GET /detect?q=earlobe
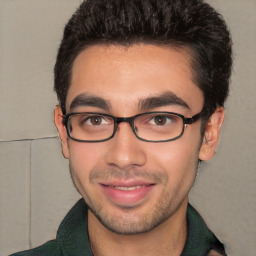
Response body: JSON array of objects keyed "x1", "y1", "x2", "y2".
[
  {"x1": 54, "y1": 105, "x2": 70, "y2": 159},
  {"x1": 199, "y1": 107, "x2": 225, "y2": 161}
]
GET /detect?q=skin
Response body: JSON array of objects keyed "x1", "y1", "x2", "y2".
[{"x1": 55, "y1": 44, "x2": 224, "y2": 256}]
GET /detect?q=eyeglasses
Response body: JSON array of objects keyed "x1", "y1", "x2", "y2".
[{"x1": 63, "y1": 111, "x2": 202, "y2": 143}]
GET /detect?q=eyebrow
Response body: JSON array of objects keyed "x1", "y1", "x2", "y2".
[
  {"x1": 138, "y1": 92, "x2": 190, "y2": 111},
  {"x1": 69, "y1": 93, "x2": 111, "y2": 111},
  {"x1": 69, "y1": 91, "x2": 190, "y2": 113}
]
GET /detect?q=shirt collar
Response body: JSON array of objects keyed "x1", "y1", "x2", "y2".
[{"x1": 57, "y1": 198, "x2": 93, "y2": 256}]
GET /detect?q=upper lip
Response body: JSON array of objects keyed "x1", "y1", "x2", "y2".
[{"x1": 100, "y1": 179, "x2": 155, "y2": 187}]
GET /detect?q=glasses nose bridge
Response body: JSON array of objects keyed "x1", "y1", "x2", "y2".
[
  {"x1": 114, "y1": 116, "x2": 136, "y2": 137},
  {"x1": 112, "y1": 116, "x2": 139, "y2": 140},
  {"x1": 115, "y1": 116, "x2": 134, "y2": 129}
]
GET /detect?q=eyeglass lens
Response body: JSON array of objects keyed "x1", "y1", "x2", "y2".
[{"x1": 67, "y1": 112, "x2": 184, "y2": 142}]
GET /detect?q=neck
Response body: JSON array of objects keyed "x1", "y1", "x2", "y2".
[{"x1": 88, "y1": 200, "x2": 188, "y2": 256}]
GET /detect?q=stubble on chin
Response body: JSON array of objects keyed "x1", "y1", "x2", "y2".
[
  {"x1": 87, "y1": 186, "x2": 177, "y2": 235},
  {"x1": 69, "y1": 162, "x2": 197, "y2": 235}
]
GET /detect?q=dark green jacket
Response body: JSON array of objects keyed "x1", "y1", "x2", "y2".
[{"x1": 10, "y1": 199, "x2": 226, "y2": 256}]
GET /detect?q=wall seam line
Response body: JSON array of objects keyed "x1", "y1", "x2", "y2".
[
  {"x1": 0, "y1": 136, "x2": 59, "y2": 143},
  {"x1": 29, "y1": 140, "x2": 32, "y2": 249}
]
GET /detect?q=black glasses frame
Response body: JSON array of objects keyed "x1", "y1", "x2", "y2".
[{"x1": 63, "y1": 111, "x2": 202, "y2": 143}]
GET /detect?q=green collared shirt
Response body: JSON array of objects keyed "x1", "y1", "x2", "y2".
[{"x1": 11, "y1": 199, "x2": 226, "y2": 256}]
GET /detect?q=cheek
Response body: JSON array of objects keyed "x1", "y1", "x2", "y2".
[
  {"x1": 146, "y1": 138, "x2": 200, "y2": 187},
  {"x1": 67, "y1": 142, "x2": 109, "y2": 200},
  {"x1": 147, "y1": 139, "x2": 200, "y2": 168},
  {"x1": 68, "y1": 142, "x2": 106, "y2": 177}
]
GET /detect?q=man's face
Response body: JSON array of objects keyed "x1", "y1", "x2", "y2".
[{"x1": 56, "y1": 44, "x2": 215, "y2": 234}]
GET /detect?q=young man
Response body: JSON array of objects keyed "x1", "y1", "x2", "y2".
[{"x1": 11, "y1": 0, "x2": 232, "y2": 255}]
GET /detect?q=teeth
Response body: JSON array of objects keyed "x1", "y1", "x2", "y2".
[{"x1": 112, "y1": 185, "x2": 143, "y2": 191}]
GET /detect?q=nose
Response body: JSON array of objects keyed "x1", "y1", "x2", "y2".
[{"x1": 105, "y1": 123, "x2": 147, "y2": 169}]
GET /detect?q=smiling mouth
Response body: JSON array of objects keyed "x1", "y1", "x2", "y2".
[
  {"x1": 100, "y1": 183, "x2": 155, "y2": 206},
  {"x1": 108, "y1": 185, "x2": 147, "y2": 191}
]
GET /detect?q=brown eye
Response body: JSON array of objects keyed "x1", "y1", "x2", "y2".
[
  {"x1": 154, "y1": 115, "x2": 167, "y2": 125},
  {"x1": 89, "y1": 116, "x2": 103, "y2": 125}
]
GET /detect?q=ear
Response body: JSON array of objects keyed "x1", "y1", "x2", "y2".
[
  {"x1": 54, "y1": 105, "x2": 70, "y2": 159},
  {"x1": 199, "y1": 107, "x2": 225, "y2": 161}
]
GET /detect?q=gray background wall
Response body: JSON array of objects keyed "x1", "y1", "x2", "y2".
[{"x1": 0, "y1": 0, "x2": 255, "y2": 255}]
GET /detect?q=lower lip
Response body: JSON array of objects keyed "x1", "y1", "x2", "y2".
[{"x1": 100, "y1": 184, "x2": 155, "y2": 206}]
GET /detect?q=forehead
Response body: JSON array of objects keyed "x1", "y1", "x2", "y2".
[{"x1": 66, "y1": 44, "x2": 203, "y2": 114}]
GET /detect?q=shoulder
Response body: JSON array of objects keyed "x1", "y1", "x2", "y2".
[{"x1": 9, "y1": 240, "x2": 61, "y2": 256}]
